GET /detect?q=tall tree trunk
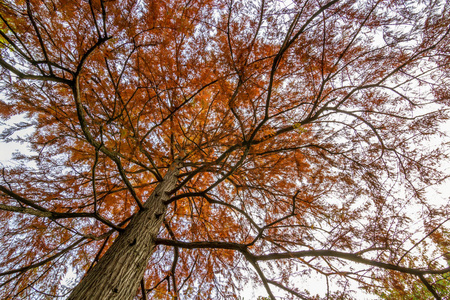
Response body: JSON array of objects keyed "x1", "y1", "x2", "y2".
[{"x1": 68, "y1": 161, "x2": 180, "y2": 300}]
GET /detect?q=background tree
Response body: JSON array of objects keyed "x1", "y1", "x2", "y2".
[{"x1": 0, "y1": 0, "x2": 449, "y2": 299}]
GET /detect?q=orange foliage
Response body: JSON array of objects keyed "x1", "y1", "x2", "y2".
[{"x1": 1, "y1": 0, "x2": 450, "y2": 299}]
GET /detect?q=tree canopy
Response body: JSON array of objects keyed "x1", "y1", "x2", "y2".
[{"x1": 0, "y1": 0, "x2": 449, "y2": 299}]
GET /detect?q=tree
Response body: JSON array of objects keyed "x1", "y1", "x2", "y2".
[
  {"x1": 374, "y1": 245, "x2": 450, "y2": 299},
  {"x1": 0, "y1": 0, "x2": 449, "y2": 299},
  {"x1": 377, "y1": 271, "x2": 450, "y2": 300}
]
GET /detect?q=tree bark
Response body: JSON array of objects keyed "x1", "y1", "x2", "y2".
[{"x1": 68, "y1": 160, "x2": 181, "y2": 300}]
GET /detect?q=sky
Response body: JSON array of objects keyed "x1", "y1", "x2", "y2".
[{"x1": 0, "y1": 114, "x2": 384, "y2": 299}]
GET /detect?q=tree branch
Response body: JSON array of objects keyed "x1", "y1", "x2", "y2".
[
  {"x1": 0, "y1": 237, "x2": 87, "y2": 276},
  {"x1": 418, "y1": 274, "x2": 442, "y2": 300}
]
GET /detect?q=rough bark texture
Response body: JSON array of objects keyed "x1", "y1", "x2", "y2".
[{"x1": 68, "y1": 160, "x2": 181, "y2": 300}]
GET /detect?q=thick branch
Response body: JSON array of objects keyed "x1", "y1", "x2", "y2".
[
  {"x1": 0, "y1": 185, "x2": 122, "y2": 230},
  {"x1": 156, "y1": 239, "x2": 450, "y2": 277},
  {"x1": 0, "y1": 56, "x2": 72, "y2": 84},
  {"x1": 0, "y1": 237, "x2": 87, "y2": 276},
  {"x1": 418, "y1": 274, "x2": 442, "y2": 300},
  {"x1": 255, "y1": 250, "x2": 450, "y2": 276}
]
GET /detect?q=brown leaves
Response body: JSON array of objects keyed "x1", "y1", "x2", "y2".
[{"x1": 0, "y1": 0, "x2": 450, "y2": 299}]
